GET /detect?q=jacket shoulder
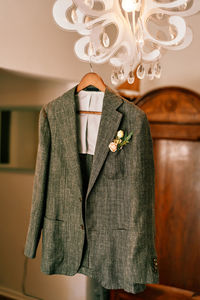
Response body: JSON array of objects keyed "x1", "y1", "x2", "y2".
[
  {"x1": 117, "y1": 94, "x2": 147, "y2": 123},
  {"x1": 109, "y1": 87, "x2": 146, "y2": 118},
  {"x1": 42, "y1": 90, "x2": 70, "y2": 114},
  {"x1": 123, "y1": 98, "x2": 146, "y2": 117}
]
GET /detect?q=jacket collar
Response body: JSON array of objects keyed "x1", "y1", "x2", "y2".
[{"x1": 55, "y1": 84, "x2": 124, "y2": 200}]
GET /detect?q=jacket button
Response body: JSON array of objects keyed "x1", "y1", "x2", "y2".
[{"x1": 80, "y1": 224, "x2": 84, "y2": 230}]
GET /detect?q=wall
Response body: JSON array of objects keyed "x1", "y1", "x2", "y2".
[
  {"x1": 8, "y1": 111, "x2": 38, "y2": 169},
  {"x1": 0, "y1": 70, "x2": 89, "y2": 300}
]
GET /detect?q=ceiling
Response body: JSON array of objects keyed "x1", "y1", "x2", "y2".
[{"x1": 0, "y1": 0, "x2": 200, "y2": 94}]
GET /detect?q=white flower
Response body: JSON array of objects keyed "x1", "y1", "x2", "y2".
[
  {"x1": 109, "y1": 142, "x2": 118, "y2": 152},
  {"x1": 109, "y1": 129, "x2": 133, "y2": 152},
  {"x1": 117, "y1": 130, "x2": 124, "y2": 139}
]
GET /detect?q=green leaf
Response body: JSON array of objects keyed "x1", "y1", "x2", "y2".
[{"x1": 127, "y1": 131, "x2": 133, "y2": 140}]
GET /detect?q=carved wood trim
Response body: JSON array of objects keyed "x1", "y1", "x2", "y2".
[
  {"x1": 134, "y1": 86, "x2": 200, "y2": 140},
  {"x1": 135, "y1": 86, "x2": 200, "y2": 124}
]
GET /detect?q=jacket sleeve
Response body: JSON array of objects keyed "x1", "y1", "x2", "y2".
[
  {"x1": 24, "y1": 105, "x2": 51, "y2": 258},
  {"x1": 138, "y1": 112, "x2": 157, "y2": 257}
]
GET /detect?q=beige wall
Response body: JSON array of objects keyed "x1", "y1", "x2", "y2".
[
  {"x1": 0, "y1": 71, "x2": 89, "y2": 300},
  {"x1": 8, "y1": 111, "x2": 38, "y2": 169},
  {"x1": 0, "y1": 1, "x2": 199, "y2": 299}
]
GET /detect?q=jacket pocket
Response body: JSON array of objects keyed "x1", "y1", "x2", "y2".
[
  {"x1": 103, "y1": 148, "x2": 126, "y2": 179},
  {"x1": 42, "y1": 216, "x2": 65, "y2": 264}
]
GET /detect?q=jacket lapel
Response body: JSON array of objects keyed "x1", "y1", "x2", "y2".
[{"x1": 55, "y1": 84, "x2": 123, "y2": 200}]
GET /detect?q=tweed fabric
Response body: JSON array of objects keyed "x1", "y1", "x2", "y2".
[
  {"x1": 24, "y1": 84, "x2": 159, "y2": 294},
  {"x1": 90, "y1": 279, "x2": 110, "y2": 300},
  {"x1": 78, "y1": 153, "x2": 93, "y2": 269},
  {"x1": 78, "y1": 153, "x2": 146, "y2": 294},
  {"x1": 78, "y1": 153, "x2": 110, "y2": 299}
]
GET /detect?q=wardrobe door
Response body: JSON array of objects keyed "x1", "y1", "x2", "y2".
[
  {"x1": 153, "y1": 138, "x2": 200, "y2": 290},
  {"x1": 110, "y1": 87, "x2": 200, "y2": 300}
]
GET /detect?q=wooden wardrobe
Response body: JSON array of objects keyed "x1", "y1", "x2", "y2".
[{"x1": 110, "y1": 86, "x2": 200, "y2": 300}]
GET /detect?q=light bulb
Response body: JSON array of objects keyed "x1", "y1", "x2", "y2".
[{"x1": 122, "y1": 0, "x2": 136, "y2": 12}]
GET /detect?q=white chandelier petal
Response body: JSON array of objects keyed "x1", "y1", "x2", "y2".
[
  {"x1": 53, "y1": 0, "x2": 200, "y2": 81},
  {"x1": 141, "y1": 48, "x2": 161, "y2": 62},
  {"x1": 165, "y1": 27, "x2": 193, "y2": 50},
  {"x1": 53, "y1": 0, "x2": 74, "y2": 30}
]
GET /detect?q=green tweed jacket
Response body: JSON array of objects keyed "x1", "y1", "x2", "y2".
[{"x1": 24, "y1": 84, "x2": 159, "y2": 294}]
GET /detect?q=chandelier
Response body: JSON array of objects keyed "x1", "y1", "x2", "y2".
[{"x1": 53, "y1": 0, "x2": 200, "y2": 85}]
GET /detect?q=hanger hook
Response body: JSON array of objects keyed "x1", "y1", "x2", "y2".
[{"x1": 89, "y1": 56, "x2": 94, "y2": 73}]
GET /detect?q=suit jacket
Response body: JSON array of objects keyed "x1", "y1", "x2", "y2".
[{"x1": 24, "y1": 85, "x2": 159, "y2": 294}]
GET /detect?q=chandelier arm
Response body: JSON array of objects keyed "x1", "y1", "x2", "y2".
[
  {"x1": 132, "y1": 11, "x2": 135, "y2": 34},
  {"x1": 142, "y1": 11, "x2": 187, "y2": 47},
  {"x1": 153, "y1": 0, "x2": 189, "y2": 9},
  {"x1": 53, "y1": 0, "x2": 200, "y2": 82},
  {"x1": 124, "y1": 11, "x2": 133, "y2": 33},
  {"x1": 89, "y1": 56, "x2": 94, "y2": 73},
  {"x1": 164, "y1": 27, "x2": 193, "y2": 50},
  {"x1": 73, "y1": 0, "x2": 113, "y2": 17}
]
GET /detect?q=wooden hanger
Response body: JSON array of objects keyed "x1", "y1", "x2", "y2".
[
  {"x1": 76, "y1": 72, "x2": 106, "y2": 93},
  {"x1": 76, "y1": 72, "x2": 106, "y2": 115}
]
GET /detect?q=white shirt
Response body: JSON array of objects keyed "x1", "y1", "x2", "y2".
[{"x1": 75, "y1": 90, "x2": 104, "y2": 155}]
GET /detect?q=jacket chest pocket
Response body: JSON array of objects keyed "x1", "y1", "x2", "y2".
[{"x1": 103, "y1": 149, "x2": 126, "y2": 179}]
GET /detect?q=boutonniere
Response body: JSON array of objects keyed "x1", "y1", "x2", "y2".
[{"x1": 109, "y1": 130, "x2": 133, "y2": 152}]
